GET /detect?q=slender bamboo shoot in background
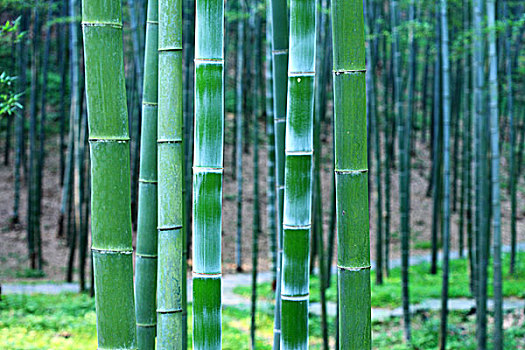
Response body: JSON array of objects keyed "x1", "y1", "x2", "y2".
[
  {"x1": 439, "y1": 0, "x2": 451, "y2": 346},
  {"x1": 392, "y1": 0, "x2": 411, "y2": 341},
  {"x1": 331, "y1": 0, "x2": 371, "y2": 348},
  {"x1": 235, "y1": 3, "x2": 245, "y2": 273},
  {"x1": 134, "y1": 0, "x2": 159, "y2": 347},
  {"x1": 473, "y1": 0, "x2": 489, "y2": 347},
  {"x1": 192, "y1": 0, "x2": 224, "y2": 347},
  {"x1": 264, "y1": 4, "x2": 278, "y2": 281},
  {"x1": 268, "y1": 0, "x2": 289, "y2": 345},
  {"x1": 82, "y1": 0, "x2": 137, "y2": 346},
  {"x1": 487, "y1": 1, "x2": 502, "y2": 348},
  {"x1": 12, "y1": 12, "x2": 29, "y2": 226}
]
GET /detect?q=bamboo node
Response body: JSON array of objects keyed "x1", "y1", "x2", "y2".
[
  {"x1": 157, "y1": 139, "x2": 183, "y2": 143},
  {"x1": 158, "y1": 225, "x2": 183, "y2": 231},
  {"x1": 288, "y1": 71, "x2": 315, "y2": 77},
  {"x1": 136, "y1": 323, "x2": 157, "y2": 328},
  {"x1": 282, "y1": 224, "x2": 311, "y2": 230},
  {"x1": 89, "y1": 137, "x2": 130, "y2": 142},
  {"x1": 157, "y1": 308, "x2": 183, "y2": 314},
  {"x1": 192, "y1": 272, "x2": 222, "y2": 278},
  {"x1": 337, "y1": 265, "x2": 371, "y2": 271},
  {"x1": 335, "y1": 169, "x2": 368, "y2": 175},
  {"x1": 333, "y1": 69, "x2": 366, "y2": 75},
  {"x1": 81, "y1": 21, "x2": 122, "y2": 29},
  {"x1": 138, "y1": 179, "x2": 158, "y2": 184},
  {"x1": 192, "y1": 166, "x2": 224, "y2": 173},
  {"x1": 194, "y1": 58, "x2": 224, "y2": 63},
  {"x1": 285, "y1": 150, "x2": 313, "y2": 156},
  {"x1": 91, "y1": 248, "x2": 133, "y2": 255},
  {"x1": 159, "y1": 46, "x2": 183, "y2": 52},
  {"x1": 142, "y1": 101, "x2": 158, "y2": 106},
  {"x1": 281, "y1": 294, "x2": 309, "y2": 301},
  {"x1": 136, "y1": 253, "x2": 158, "y2": 259}
]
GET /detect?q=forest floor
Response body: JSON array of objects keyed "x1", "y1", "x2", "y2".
[
  {"x1": 1, "y1": 292, "x2": 524, "y2": 349},
  {"x1": 0, "y1": 122, "x2": 524, "y2": 283}
]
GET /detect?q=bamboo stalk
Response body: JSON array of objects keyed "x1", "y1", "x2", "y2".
[
  {"x1": 280, "y1": 0, "x2": 316, "y2": 348},
  {"x1": 487, "y1": 1, "x2": 502, "y2": 347},
  {"x1": 156, "y1": 0, "x2": 185, "y2": 346},
  {"x1": 81, "y1": 0, "x2": 137, "y2": 345},
  {"x1": 268, "y1": 0, "x2": 289, "y2": 345},
  {"x1": 134, "y1": 0, "x2": 159, "y2": 347},
  {"x1": 392, "y1": 0, "x2": 411, "y2": 341},
  {"x1": 439, "y1": 0, "x2": 451, "y2": 347},
  {"x1": 331, "y1": 0, "x2": 370, "y2": 348},
  {"x1": 192, "y1": 0, "x2": 224, "y2": 347}
]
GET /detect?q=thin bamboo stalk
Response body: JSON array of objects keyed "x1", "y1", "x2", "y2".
[
  {"x1": 439, "y1": 0, "x2": 451, "y2": 347},
  {"x1": 264, "y1": 4, "x2": 277, "y2": 281},
  {"x1": 268, "y1": 0, "x2": 289, "y2": 345},
  {"x1": 134, "y1": 0, "x2": 159, "y2": 347},
  {"x1": 235, "y1": 2, "x2": 245, "y2": 273},
  {"x1": 487, "y1": 1, "x2": 502, "y2": 348},
  {"x1": 392, "y1": 0, "x2": 411, "y2": 341}
]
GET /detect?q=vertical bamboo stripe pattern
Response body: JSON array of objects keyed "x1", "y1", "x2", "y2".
[
  {"x1": 268, "y1": 0, "x2": 289, "y2": 347},
  {"x1": 281, "y1": 0, "x2": 316, "y2": 348},
  {"x1": 135, "y1": 0, "x2": 159, "y2": 348},
  {"x1": 331, "y1": 0, "x2": 371, "y2": 349},
  {"x1": 157, "y1": 0, "x2": 184, "y2": 347},
  {"x1": 81, "y1": 0, "x2": 137, "y2": 348},
  {"x1": 192, "y1": 0, "x2": 224, "y2": 348}
]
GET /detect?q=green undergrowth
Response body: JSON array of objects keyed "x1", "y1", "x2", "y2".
[
  {"x1": 371, "y1": 309, "x2": 525, "y2": 349},
  {"x1": 1, "y1": 293, "x2": 523, "y2": 349},
  {"x1": 234, "y1": 252, "x2": 525, "y2": 308}
]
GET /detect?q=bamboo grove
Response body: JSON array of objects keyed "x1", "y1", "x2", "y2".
[{"x1": 0, "y1": 0, "x2": 524, "y2": 349}]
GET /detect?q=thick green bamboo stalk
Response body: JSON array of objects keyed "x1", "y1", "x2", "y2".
[
  {"x1": 487, "y1": 1, "x2": 502, "y2": 348},
  {"x1": 439, "y1": 0, "x2": 451, "y2": 347},
  {"x1": 280, "y1": 0, "x2": 316, "y2": 347},
  {"x1": 81, "y1": 0, "x2": 137, "y2": 346},
  {"x1": 269, "y1": 0, "x2": 289, "y2": 345},
  {"x1": 156, "y1": 0, "x2": 184, "y2": 346},
  {"x1": 192, "y1": 0, "x2": 224, "y2": 348},
  {"x1": 134, "y1": 0, "x2": 159, "y2": 348},
  {"x1": 331, "y1": 0, "x2": 370, "y2": 348}
]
